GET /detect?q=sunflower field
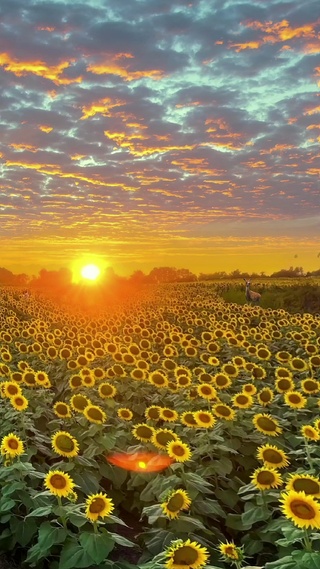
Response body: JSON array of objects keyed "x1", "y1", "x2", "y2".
[{"x1": 0, "y1": 282, "x2": 320, "y2": 569}]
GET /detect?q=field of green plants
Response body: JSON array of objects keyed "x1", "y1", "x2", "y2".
[{"x1": 0, "y1": 282, "x2": 320, "y2": 569}]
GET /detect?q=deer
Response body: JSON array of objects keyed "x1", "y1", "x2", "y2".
[{"x1": 243, "y1": 279, "x2": 261, "y2": 304}]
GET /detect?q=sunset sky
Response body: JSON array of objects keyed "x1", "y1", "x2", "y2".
[{"x1": 1, "y1": 0, "x2": 319, "y2": 278}]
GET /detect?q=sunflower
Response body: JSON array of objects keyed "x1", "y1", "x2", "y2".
[
  {"x1": 161, "y1": 489, "x2": 191, "y2": 519},
  {"x1": 69, "y1": 374, "x2": 82, "y2": 389},
  {"x1": 176, "y1": 375, "x2": 192, "y2": 388},
  {"x1": 85, "y1": 492, "x2": 114, "y2": 522},
  {"x1": 290, "y1": 357, "x2": 308, "y2": 372},
  {"x1": 23, "y1": 370, "x2": 37, "y2": 387},
  {"x1": 84, "y1": 404, "x2": 106, "y2": 425},
  {"x1": 257, "y1": 444, "x2": 289, "y2": 469},
  {"x1": 152, "y1": 429, "x2": 179, "y2": 450},
  {"x1": 213, "y1": 373, "x2": 232, "y2": 390},
  {"x1": 284, "y1": 391, "x2": 307, "y2": 409},
  {"x1": 253, "y1": 413, "x2": 282, "y2": 436},
  {"x1": 286, "y1": 473, "x2": 320, "y2": 498},
  {"x1": 149, "y1": 371, "x2": 169, "y2": 388},
  {"x1": 218, "y1": 542, "x2": 241, "y2": 561},
  {"x1": 280, "y1": 490, "x2": 320, "y2": 529},
  {"x1": 145, "y1": 405, "x2": 162, "y2": 421},
  {"x1": 70, "y1": 394, "x2": 91, "y2": 412},
  {"x1": 251, "y1": 365, "x2": 267, "y2": 381},
  {"x1": 165, "y1": 539, "x2": 209, "y2": 569},
  {"x1": 117, "y1": 408, "x2": 133, "y2": 421},
  {"x1": 2, "y1": 381, "x2": 22, "y2": 399},
  {"x1": 180, "y1": 411, "x2": 198, "y2": 427},
  {"x1": 275, "y1": 351, "x2": 292, "y2": 364},
  {"x1": 35, "y1": 371, "x2": 51, "y2": 387},
  {"x1": 251, "y1": 467, "x2": 283, "y2": 490},
  {"x1": 221, "y1": 363, "x2": 239, "y2": 378},
  {"x1": 257, "y1": 388, "x2": 274, "y2": 407},
  {"x1": 242, "y1": 383, "x2": 257, "y2": 395},
  {"x1": 232, "y1": 393, "x2": 254, "y2": 409},
  {"x1": 82, "y1": 375, "x2": 95, "y2": 388},
  {"x1": 52, "y1": 431, "x2": 79, "y2": 458},
  {"x1": 44, "y1": 469, "x2": 75, "y2": 497},
  {"x1": 301, "y1": 425, "x2": 320, "y2": 441},
  {"x1": 159, "y1": 408, "x2": 179, "y2": 422},
  {"x1": 10, "y1": 394, "x2": 29, "y2": 412},
  {"x1": 301, "y1": 378, "x2": 320, "y2": 395},
  {"x1": 98, "y1": 383, "x2": 117, "y2": 399},
  {"x1": 1, "y1": 433, "x2": 24, "y2": 458},
  {"x1": 193, "y1": 410, "x2": 216, "y2": 428},
  {"x1": 212, "y1": 403, "x2": 236, "y2": 421},
  {"x1": 310, "y1": 355, "x2": 320, "y2": 368},
  {"x1": 167, "y1": 440, "x2": 192, "y2": 463},
  {"x1": 196, "y1": 384, "x2": 217, "y2": 400},
  {"x1": 132, "y1": 424, "x2": 155, "y2": 443},
  {"x1": 256, "y1": 347, "x2": 271, "y2": 361},
  {"x1": 275, "y1": 377, "x2": 295, "y2": 393},
  {"x1": 53, "y1": 402, "x2": 72, "y2": 418}
]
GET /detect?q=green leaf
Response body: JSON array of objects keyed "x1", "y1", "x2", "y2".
[
  {"x1": 79, "y1": 531, "x2": 115, "y2": 564},
  {"x1": 69, "y1": 514, "x2": 88, "y2": 528},
  {"x1": 26, "y1": 505, "x2": 53, "y2": 517},
  {"x1": 0, "y1": 498, "x2": 15, "y2": 513},
  {"x1": 38, "y1": 521, "x2": 67, "y2": 550},
  {"x1": 241, "y1": 505, "x2": 270, "y2": 527},
  {"x1": 59, "y1": 539, "x2": 95, "y2": 569},
  {"x1": 10, "y1": 517, "x2": 38, "y2": 547},
  {"x1": 108, "y1": 532, "x2": 135, "y2": 548},
  {"x1": 2, "y1": 481, "x2": 25, "y2": 496}
]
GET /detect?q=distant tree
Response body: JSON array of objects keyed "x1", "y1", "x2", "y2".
[
  {"x1": 129, "y1": 270, "x2": 148, "y2": 285},
  {"x1": 176, "y1": 268, "x2": 197, "y2": 282},
  {"x1": 148, "y1": 267, "x2": 178, "y2": 283},
  {"x1": 270, "y1": 266, "x2": 304, "y2": 278}
]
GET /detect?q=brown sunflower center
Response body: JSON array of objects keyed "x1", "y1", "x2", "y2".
[
  {"x1": 56, "y1": 434, "x2": 75, "y2": 452},
  {"x1": 73, "y1": 396, "x2": 88, "y2": 410},
  {"x1": 304, "y1": 380, "x2": 318, "y2": 391},
  {"x1": 15, "y1": 397, "x2": 24, "y2": 406},
  {"x1": 136, "y1": 426, "x2": 153, "y2": 438},
  {"x1": 171, "y1": 444, "x2": 185, "y2": 456},
  {"x1": 216, "y1": 405, "x2": 231, "y2": 417},
  {"x1": 257, "y1": 417, "x2": 277, "y2": 432},
  {"x1": 293, "y1": 479, "x2": 320, "y2": 495},
  {"x1": 237, "y1": 395, "x2": 249, "y2": 405},
  {"x1": 183, "y1": 413, "x2": 197, "y2": 425},
  {"x1": 8, "y1": 438, "x2": 19, "y2": 450},
  {"x1": 292, "y1": 359, "x2": 305, "y2": 369},
  {"x1": 148, "y1": 408, "x2": 160, "y2": 419},
  {"x1": 173, "y1": 546, "x2": 199, "y2": 565},
  {"x1": 8, "y1": 385, "x2": 19, "y2": 395},
  {"x1": 197, "y1": 413, "x2": 211, "y2": 423},
  {"x1": 260, "y1": 390, "x2": 271, "y2": 402},
  {"x1": 156, "y1": 432, "x2": 176, "y2": 445},
  {"x1": 200, "y1": 386, "x2": 212, "y2": 395},
  {"x1": 288, "y1": 394, "x2": 301, "y2": 404},
  {"x1": 257, "y1": 471, "x2": 275, "y2": 485},
  {"x1": 290, "y1": 499, "x2": 316, "y2": 520},
  {"x1": 87, "y1": 407, "x2": 104, "y2": 421},
  {"x1": 56, "y1": 404, "x2": 68, "y2": 414},
  {"x1": 167, "y1": 493, "x2": 184, "y2": 512},
  {"x1": 263, "y1": 449, "x2": 282, "y2": 464},
  {"x1": 89, "y1": 497, "x2": 105, "y2": 514},
  {"x1": 50, "y1": 474, "x2": 67, "y2": 489}
]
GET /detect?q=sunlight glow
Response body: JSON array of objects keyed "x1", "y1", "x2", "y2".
[{"x1": 81, "y1": 264, "x2": 101, "y2": 281}]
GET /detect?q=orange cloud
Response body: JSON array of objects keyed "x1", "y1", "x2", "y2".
[
  {"x1": 9, "y1": 143, "x2": 38, "y2": 152},
  {"x1": 39, "y1": 126, "x2": 53, "y2": 133},
  {"x1": 229, "y1": 41, "x2": 261, "y2": 52},
  {"x1": 87, "y1": 61, "x2": 165, "y2": 81},
  {"x1": 80, "y1": 97, "x2": 126, "y2": 119},
  {"x1": 0, "y1": 52, "x2": 82, "y2": 85},
  {"x1": 5, "y1": 160, "x2": 136, "y2": 190},
  {"x1": 104, "y1": 130, "x2": 195, "y2": 156}
]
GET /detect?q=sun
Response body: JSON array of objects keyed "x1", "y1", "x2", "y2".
[{"x1": 81, "y1": 264, "x2": 101, "y2": 281}]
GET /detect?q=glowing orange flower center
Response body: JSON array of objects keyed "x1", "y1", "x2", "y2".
[{"x1": 291, "y1": 500, "x2": 316, "y2": 520}]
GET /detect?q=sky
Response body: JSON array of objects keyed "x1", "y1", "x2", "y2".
[{"x1": 0, "y1": 0, "x2": 319, "y2": 278}]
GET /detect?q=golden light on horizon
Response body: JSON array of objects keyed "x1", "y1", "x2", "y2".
[{"x1": 80, "y1": 263, "x2": 101, "y2": 281}]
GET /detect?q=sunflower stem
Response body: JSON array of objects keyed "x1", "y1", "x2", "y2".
[
  {"x1": 303, "y1": 528, "x2": 312, "y2": 552},
  {"x1": 260, "y1": 490, "x2": 268, "y2": 510},
  {"x1": 304, "y1": 439, "x2": 314, "y2": 471},
  {"x1": 93, "y1": 521, "x2": 99, "y2": 534},
  {"x1": 57, "y1": 496, "x2": 67, "y2": 530}
]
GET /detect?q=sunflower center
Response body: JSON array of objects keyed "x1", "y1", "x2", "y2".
[
  {"x1": 257, "y1": 471, "x2": 275, "y2": 485},
  {"x1": 278, "y1": 379, "x2": 291, "y2": 390},
  {"x1": 198, "y1": 413, "x2": 211, "y2": 423},
  {"x1": 89, "y1": 497, "x2": 105, "y2": 514},
  {"x1": 257, "y1": 417, "x2": 277, "y2": 431},
  {"x1": 15, "y1": 397, "x2": 24, "y2": 406},
  {"x1": 293, "y1": 479, "x2": 320, "y2": 494},
  {"x1": 87, "y1": 407, "x2": 104, "y2": 421},
  {"x1": 216, "y1": 405, "x2": 231, "y2": 417},
  {"x1": 51, "y1": 474, "x2": 67, "y2": 489},
  {"x1": 56, "y1": 404, "x2": 68, "y2": 414},
  {"x1": 136, "y1": 426, "x2": 153, "y2": 438},
  {"x1": 56, "y1": 434, "x2": 75, "y2": 452},
  {"x1": 237, "y1": 395, "x2": 249, "y2": 405},
  {"x1": 8, "y1": 385, "x2": 19, "y2": 395},
  {"x1": 288, "y1": 394, "x2": 301, "y2": 404},
  {"x1": 73, "y1": 396, "x2": 88, "y2": 410},
  {"x1": 148, "y1": 408, "x2": 160, "y2": 419},
  {"x1": 260, "y1": 391, "x2": 271, "y2": 402},
  {"x1": 8, "y1": 438, "x2": 19, "y2": 450},
  {"x1": 156, "y1": 432, "x2": 176, "y2": 445},
  {"x1": 216, "y1": 376, "x2": 228, "y2": 386},
  {"x1": 183, "y1": 413, "x2": 197, "y2": 425},
  {"x1": 290, "y1": 499, "x2": 316, "y2": 520},
  {"x1": 167, "y1": 493, "x2": 184, "y2": 512},
  {"x1": 292, "y1": 359, "x2": 305, "y2": 369},
  {"x1": 173, "y1": 546, "x2": 199, "y2": 565},
  {"x1": 304, "y1": 380, "x2": 317, "y2": 391},
  {"x1": 201, "y1": 387, "x2": 212, "y2": 395},
  {"x1": 263, "y1": 449, "x2": 282, "y2": 464},
  {"x1": 171, "y1": 444, "x2": 185, "y2": 456}
]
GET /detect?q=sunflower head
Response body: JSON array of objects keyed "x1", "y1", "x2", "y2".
[
  {"x1": 219, "y1": 541, "x2": 243, "y2": 562},
  {"x1": 286, "y1": 473, "x2": 320, "y2": 498},
  {"x1": 251, "y1": 467, "x2": 283, "y2": 490},
  {"x1": 161, "y1": 489, "x2": 191, "y2": 520},
  {"x1": 1, "y1": 433, "x2": 24, "y2": 459},
  {"x1": 280, "y1": 490, "x2": 320, "y2": 529},
  {"x1": 44, "y1": 469, "x2": 75, "y2": 497},
  {"x1": 51, "y1": 431, "x2": 79, "y2": 458},
  {"x1": 167, "y1": 439, "x2": 192, "y2": 463},
  {"x1": 85, "y1": 492, "x2": 114, "y2": 522},
  {"x1": 165, "y1": 538, "x2": 209, "y2": 569}
]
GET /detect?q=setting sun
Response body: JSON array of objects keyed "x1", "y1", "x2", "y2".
[{"x1": 80, "y1": 264, "x2": 101, "y2": 281}]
